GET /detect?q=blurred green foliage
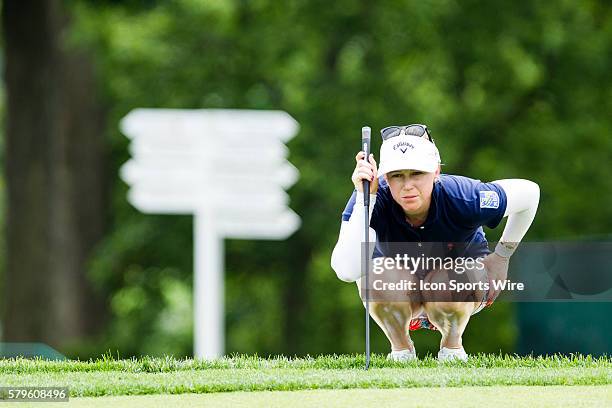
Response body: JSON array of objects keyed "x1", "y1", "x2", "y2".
[{"x1": 64, "y1": 0, "x2": 611, "y2": 358}]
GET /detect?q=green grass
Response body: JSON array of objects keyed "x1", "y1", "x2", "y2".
[
  {"x1": 0, "y1": 354, "x2": 609, "y2": 398},
  {"x1": 1, "y1": 353, "x2": 609, "y2": 372},
  {"x1": 14, "y1": 386, "x2": 612, "y2": 408}
]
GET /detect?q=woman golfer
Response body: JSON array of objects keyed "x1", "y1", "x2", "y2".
[{"x1": 331, "y1": 124, "x2": 539, "y2": 361}]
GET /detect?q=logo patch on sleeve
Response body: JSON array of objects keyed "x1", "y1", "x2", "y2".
[{"x1": 479, "y1": 191, "x2": 500, "y2": 209}]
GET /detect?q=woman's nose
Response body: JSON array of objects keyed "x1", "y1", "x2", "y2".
[{"x1": 402, "y1": 181, "x2": 415, "y2": 191}]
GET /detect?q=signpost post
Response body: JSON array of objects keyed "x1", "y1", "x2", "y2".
[{"x1": 119, "y1": 108, "x2": 301, "y2": 359}]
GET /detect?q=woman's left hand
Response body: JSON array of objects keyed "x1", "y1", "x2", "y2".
[{"x1": 481, "y1": 252, "x2": 510, "y2": 306}]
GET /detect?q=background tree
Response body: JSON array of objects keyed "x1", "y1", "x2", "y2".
[{"x1": 1, "y1": 0, "x2": 107, "y2": 349}]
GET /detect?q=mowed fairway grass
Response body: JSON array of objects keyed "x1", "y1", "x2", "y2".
[{"x1": 0, "y1": 354, "x2": 610, "y2": 407}]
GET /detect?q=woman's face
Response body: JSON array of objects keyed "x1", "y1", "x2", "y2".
[{"x1": 384, "y1": 167, "x2": 440, "y2": 216}]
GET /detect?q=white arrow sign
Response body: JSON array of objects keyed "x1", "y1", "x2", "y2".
[
  {"x1": 127, "y1": 187, "x2": 290, "y2": 214},
  {"x1": 129, "y1": 138, "x2": 290, "y2": 161},
  {"x1": 121, "y1": 160, "x2": 299, "y2": 190},
  {"x1": 121, "y1": 108, "x2": 299, "y2": 143},
  {"x1": 217, "y1": 210, "x2": 301, "y2": 239},
  {"x1": 120, "y1": 108, "x2": 301, "y2": 359}
]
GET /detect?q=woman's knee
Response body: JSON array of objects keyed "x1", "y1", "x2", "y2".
[
  {"x1": 356, "y1": 277, "x2": 422, "y2": 317},
  {"x1": 421, "y1": 266, "x2": 485, "y2": 303},
  {"x1": 358, "y1": 259, "x2": 420, "y2": 303},
  {"x1": 420, "y1": 269, "x2": 455, "y2": 302},
  {"x1": 424, "y1": 301, "x2": 473, "y2": 317}
]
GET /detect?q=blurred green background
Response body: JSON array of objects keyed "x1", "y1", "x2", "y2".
[{"x1": 1, "y1": 0, "x2": 611, "y2": 359}]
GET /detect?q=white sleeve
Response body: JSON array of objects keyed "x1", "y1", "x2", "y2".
[
  {"x1": 491, "y1": 179, "x2": 540, "y2": 257},
  {"x1": 330, "y1": 194, "x2": 378, "y2": 282}
]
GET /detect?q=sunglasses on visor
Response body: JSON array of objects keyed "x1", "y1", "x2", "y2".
[{"x1": 380, "y1": 124, "x2": 434, "y2": 143}]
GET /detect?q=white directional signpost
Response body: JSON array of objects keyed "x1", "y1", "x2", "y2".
[{"x1": 119, "y1": 109, "x2": 301, "y2": 359}]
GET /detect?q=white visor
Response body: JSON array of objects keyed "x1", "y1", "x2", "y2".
[{"x1": 377, "y1": 135, "x2": 441, "y2": 175}]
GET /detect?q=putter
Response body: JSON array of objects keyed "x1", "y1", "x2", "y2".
[{"x1": 361, "y1": 126, "x2": 371, "y2": 370}]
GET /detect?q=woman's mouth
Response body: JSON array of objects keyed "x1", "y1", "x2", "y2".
[{"x1": 401, "y1": 195, "x2": 418, "y2": 201}]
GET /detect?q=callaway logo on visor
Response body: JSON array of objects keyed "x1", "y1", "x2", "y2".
[{"x1": 392, "y1": 142, "x2": 415, "y2": 152}]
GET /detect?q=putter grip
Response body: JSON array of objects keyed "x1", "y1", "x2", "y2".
[{"x1": 361, "y1": 126, "x2": 371, "y2": 206}]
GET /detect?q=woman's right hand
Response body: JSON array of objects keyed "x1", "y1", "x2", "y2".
[{"x1": 351, "y1": 151, "x2": 379, "y2": 194}]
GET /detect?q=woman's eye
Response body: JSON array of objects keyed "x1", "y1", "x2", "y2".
[{"x1": 391, "y1": 173, "x2": 402, "y2": 178}]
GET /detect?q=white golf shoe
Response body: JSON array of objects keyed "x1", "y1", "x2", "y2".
[
  {"x1": 387, "y1": 348, "x2": 417, "y2": 362},
  {"x1": 437, "y1": 347, "x2": 468, "y2": 362}
]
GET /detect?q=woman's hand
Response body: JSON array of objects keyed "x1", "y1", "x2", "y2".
[
  {"x1": 352, "y1": 151, "x2": 379, "y2": 194},
  {"x1": 481, "y1": 252, "x2": 510, "y2": 306}
]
